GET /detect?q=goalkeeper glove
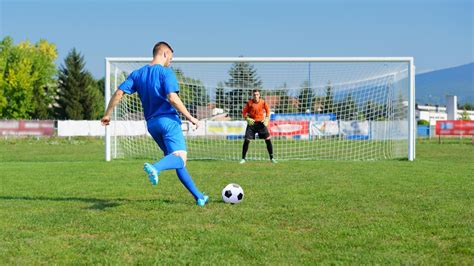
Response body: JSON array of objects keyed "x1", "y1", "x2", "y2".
[
  {"x1": 263, "y1": 117, "x2": 270, "y2": 127},
  {"x1": 245, "y1": 115, "x2": 255, "y2": 126}
]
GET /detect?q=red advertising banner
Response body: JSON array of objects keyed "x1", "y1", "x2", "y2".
[
  {"x1": 268, "y1": 121, "x2": 309, "y2": 136},
  {"x1": 0, "y1": 120, "x2": 55, "y2": 136},
  {"x1": 435, "y1": 120, "x2": 474, "y2": 135}
]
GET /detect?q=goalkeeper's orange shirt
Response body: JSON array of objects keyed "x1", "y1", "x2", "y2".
[{"x1": 242, "y1": 99, "x2": 270, "y2": 122}]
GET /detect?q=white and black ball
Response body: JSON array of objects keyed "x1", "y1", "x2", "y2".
[{"x1": 221, "y1": 183, "x2": 244, "y2": 204}]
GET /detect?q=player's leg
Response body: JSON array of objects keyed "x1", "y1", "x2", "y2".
[
  {"x1": 241, "y1": 139, "x2": 250, "y2": 164},
  {"x1": 172, "y1": 151, "x2": 207, "y2": 204},
  {"x1": 144, "y1": 117, "x2": 185, "y2": 185},
  {"x1": 162, "y1": 119, "x2": 208, "y2": 206},
  {"x1": 265, "y1": 137, "x2": 276, "y2": 163},
  {"x1": 143, "y1": 130, "x2": 165, "y2": 185},
  {"x1": 259, "y1": 124, "x2": 276, "y2": 163},
  {"x1": 241, "y1": 126, "x2": 256, "y2": 164},
  {"x1": 173, "y1": 152, "x2": 208, "y2": 206},
  {"x1": 147, "y1": 117, "x2": 186, "y2": 171}
]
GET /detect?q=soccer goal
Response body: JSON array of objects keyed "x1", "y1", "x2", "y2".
[{"x1": 105, "y1": 57, "x2": 415, "y2": 161}]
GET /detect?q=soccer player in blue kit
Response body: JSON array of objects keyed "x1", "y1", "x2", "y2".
[{"x1": 101, "y1": 42, "x2": 209, "y2": 207}]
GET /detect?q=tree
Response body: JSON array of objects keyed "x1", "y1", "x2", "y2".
[
  {"x1": 312, "y1": 96, "x2": 325, "y2": 113},
  {"x1": 224, "y1": 61, "x2": 262, "y2": 119},
  {"x1": 322, "y1": 81, "x2": 335, "y2": 114},
  {"x1": 215, "y1": 82, "x2": 225, "y2": 108},
  {"x1": 0, "y1": 37, "x2": 57, "y2": 118},
  {"x1": 297, "y1": 80, "x2": 314, "y2": 113},
  {"x1": 417, "y1": 119, "x2": 430, "y2": 125},
  {"x1": 97, "y1": 77, "x2": 105, "y2": 98},
  {"x1": 225, "y1": 88, "x2": 251, "y2": 119},
  {"x1": 460, "y1": 109, "x2": 471, "y2": 120},
  {"x1": 30, "y1": 39, "x2": 59, "y2": 118},
  {"x1": 56, "y1": 48, "x2": 102, "y2": 119},
  {"x1": 225, "y1": 61, "x2": 262, "y2": 89},
  {"x1": 0, "y1": 37, "x2": 13, "y2": 115},
  {"x1": 336, "y1": 93, "x2": 358, "y2": 120},
  {"x1": 458, "y1": 102, "x2": 474, "y2": 111},
  {"x1": 363, "y1": 100, "x2": 386, "y2": 120},
  {"x1": 277, "y1": 94, "x2": 299, "y2": 114},
  {"x1": 174, "y1": 68, "x2": 208, "y2": 118},
  {"x1": 268, "y1": 84, "x2": 298, "y2": 114}
]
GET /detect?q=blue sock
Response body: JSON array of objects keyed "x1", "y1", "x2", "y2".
[
  {"x1": 176, "y1": 167, "x2": 203, "y2": 200},
  {"x1": 152, "y1": 154, "x2": 185, "y2": 172}
]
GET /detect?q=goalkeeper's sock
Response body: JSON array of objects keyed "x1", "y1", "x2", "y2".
[
  {"x1": 242, "y1": 139, "x2": 250, "y2": 159},
  {"x1": 176, "y1": 167, "x2": 203, "y2": 200},
  {"x1": 265, "y1": 139, "x2": 274, "y2": 160},
  {"x1": 152, "y1": 154, "x2": 185, "y2": 172}
]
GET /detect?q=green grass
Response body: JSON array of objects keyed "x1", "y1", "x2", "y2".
[{"x1": 0, "y1": 137, "x2": 473, "y2": 264}]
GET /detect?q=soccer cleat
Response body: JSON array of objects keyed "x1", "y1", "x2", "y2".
[
  {"x1": 196, "y1": 194, "x2": 209, "y2": 207},
  {"x1": 239, "y1": 159, "x2": 246, "y2": 164},
  {"x1": 271, "y1": 159, "x2": 278, "y2": 164},
  {"x1": 143, "y1": 163, "x2": 159, "y2": 186}
]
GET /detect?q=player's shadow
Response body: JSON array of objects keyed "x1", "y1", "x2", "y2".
[{"x1": 0, "y1": 195, "x2": 129, "y2": 210}]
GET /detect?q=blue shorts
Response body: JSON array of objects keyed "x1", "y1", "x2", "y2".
[{"x1": 147, "y1": 115, "x2": 186, "y2": 156}]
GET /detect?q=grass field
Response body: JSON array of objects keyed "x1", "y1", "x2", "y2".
[{"x1": 0, "y1": 137, "x2": 473, "y2": 264}]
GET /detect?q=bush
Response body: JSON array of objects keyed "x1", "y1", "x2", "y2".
[{"x1": 417, "y1": 119, "x2": 430, "y2": 126}]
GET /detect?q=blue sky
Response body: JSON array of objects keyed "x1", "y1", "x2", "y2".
[{"x1": 1, "y1": 0, "x2": 473, "y2": 78}]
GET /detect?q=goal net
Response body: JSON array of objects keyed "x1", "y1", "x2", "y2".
[{"x1": 105, "y1": 57, "x2": 415, "y2": 161}]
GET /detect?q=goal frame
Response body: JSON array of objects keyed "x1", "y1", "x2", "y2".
[{"x1": 104, "y1": 57, "x2": 415, "y2": 161}]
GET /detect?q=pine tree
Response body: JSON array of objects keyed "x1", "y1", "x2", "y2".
[
  {"x1": 224, "y1": 61, "x2": 262, "y2": 119},
  {"x1": 56, "y1": 48, "x2": 102, "y2": 119},
  {"x1": 225, "y1": 62, "x2": 262, "y2": 89}
]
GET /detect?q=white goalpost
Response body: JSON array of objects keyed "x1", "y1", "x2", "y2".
[{"x1": 105, "y1": 57, "x2": 415, "y2": 161}]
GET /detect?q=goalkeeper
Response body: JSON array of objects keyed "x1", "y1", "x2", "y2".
[
  {"x1": 101, "y1": 41, "x2": 208, "y2": 207},
  {"x1": 240, "y1": 89, "x2": 277, "y2": 164}
]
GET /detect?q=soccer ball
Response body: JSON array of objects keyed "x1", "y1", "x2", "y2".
[{"x1": 221, "y1": 183, "x2": 244, "y2": 204}]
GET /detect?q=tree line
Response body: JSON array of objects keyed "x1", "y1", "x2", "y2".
[
  {"x1": 0, "y1": 36, "x2": 411, "y2": 121},
  {"x1": 0, "y1": 36, "x2": 103, "y2": 120}
]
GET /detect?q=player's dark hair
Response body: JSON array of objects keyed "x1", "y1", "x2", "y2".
[
  {"x1": 153, "y1": 41, "x2": 174, "y2": 57},
  {"x1": 252, "y1": 89, "x2": 260, "y2": 93}
]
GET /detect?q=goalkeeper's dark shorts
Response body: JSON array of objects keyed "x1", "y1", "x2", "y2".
[{"x1": 245, "y1": 122, "x2": 270, "y2": 139}]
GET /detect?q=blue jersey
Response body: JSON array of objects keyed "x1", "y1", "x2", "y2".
[{"x1": 118, "y1": 64, "x2": 180, "y2": 122}]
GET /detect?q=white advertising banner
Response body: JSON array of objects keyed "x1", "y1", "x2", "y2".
[
  {"x1": 58, "y1": 121, "x2": 103, "y2": 136},
  {"x1": 309, "y1": 121, "x2": 339, "y2": 136},
  {"x1": 339, "y1": 121, "x2": 369, "y2": 136},
  {"x1": 58, "y1": 120, "x2": 148, "y2": 136},
  {"x1": 370, "y1": 120, "x2": 408, "y2": 140}
]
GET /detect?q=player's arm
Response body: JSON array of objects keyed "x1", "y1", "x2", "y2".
[
  {"x1": 102, "y1": 71, "x2": 136, "y2": 126},
  {"x1": 167, "y1": 92, "x2": 199, "y2": 127},
  {"x1": 242, "y1": 102, "x2": 249, "y2": 118},
  {"x1": 263, "y1": 102, "x2": 271, "y2": 126},
  {"x1": 164, "y1": 69, "x2": 199, "y2": 127},
  {"x1": 242, "y1": 102, "x2": 255, "y2": 125},
  {"x1": 101, "y1": 89, "x2": 124, "y2": 126}
]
